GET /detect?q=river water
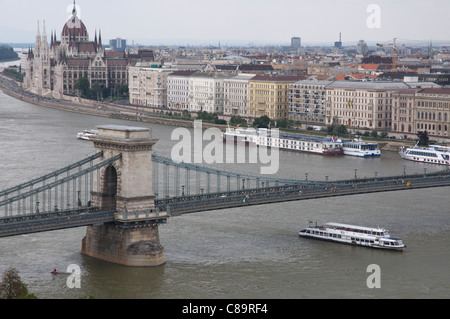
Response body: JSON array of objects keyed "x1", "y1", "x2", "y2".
[{"x1": 0, "y1": 88, "x2": 449, "y2": 299}]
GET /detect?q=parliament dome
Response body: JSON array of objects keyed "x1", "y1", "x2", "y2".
[{"x1": 61, "y1": 2, "x2": 89, "y2": 42}]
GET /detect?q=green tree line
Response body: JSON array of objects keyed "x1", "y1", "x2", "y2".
[
  {"x1": 75, "y1": 77, "x2": 128, "y2": 100},
  {"x1": 0, "y1": 45, "x2": 19, "y2": 61}
]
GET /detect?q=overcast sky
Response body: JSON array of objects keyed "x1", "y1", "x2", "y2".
[{"x1": 0, "y1": 0, "x2": 449, "y2": 46}]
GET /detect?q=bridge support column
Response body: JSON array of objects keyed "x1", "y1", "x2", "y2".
[
  {"x1": 81, "y1": 223, "x2": 165, "y2": 267},
  {"x1": 81, "y1": 125, "x2": 169, "y2": 267}
]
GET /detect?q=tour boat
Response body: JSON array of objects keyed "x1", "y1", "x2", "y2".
[
  {"x1": 298, "y1": 222, "x2": 406, "y2": 250},
  {"x1": 399, "y1": 143, "x2": 450, "y2": 166},
  {"x1": 223, "y1": 127, "x2": 343, "y2": 156},
  {"x1": 76, "y1": 129, "x2": 98, "y2": 141},
  {"x1": 341, "y1": 138, "x2": 381, "y2": 157}
]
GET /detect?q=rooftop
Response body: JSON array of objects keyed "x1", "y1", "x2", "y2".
[
  {"x1": 417, "y1": 88, "x2": 450, "y2": 95},
  {"x1": 327, "y1": 80, "x2": 410, "y2": 90},
  {"x1": 251, "y1": 75, "x2": 305, "y2": 82}
]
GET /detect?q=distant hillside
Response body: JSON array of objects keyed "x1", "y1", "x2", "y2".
[{"x1": 0, "y1": 45, "x2": 19, "y2": 62}]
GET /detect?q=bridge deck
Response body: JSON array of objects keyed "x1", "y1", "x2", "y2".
[
  {"x1": 156, "y1": 172, "x2": 450, "y2": 216},
  {"x1": 0, "y1": 207, "x2": 115, "y2": 238}
]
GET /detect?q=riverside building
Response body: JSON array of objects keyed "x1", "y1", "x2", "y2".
[
  {"x1": 289, "y1": 80, "x2": 333, "y2": 125},
  {"x1": 167, "y1": 71, "x2": 197, "y2": 110},
  {"x1": 392, "y1": 88, "x2": 450, "y2": 138},
  {"x1": 223, "y1": 73, "x2": 255, "y2": 117},
  {"x1": 128, "y1": 62, "x2": 171, "y2": 108},
  {"x1": 188, "y1": 72, "x2": 234, "y2": 113},
  {"x1": 249, "y1": 75, "x2": 304, "y2": 120},
  {"x1": 325, "y1": 81, "x2": 410, "y2": 130}
]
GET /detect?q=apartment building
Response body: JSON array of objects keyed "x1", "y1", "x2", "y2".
[
  {"x1": 249, "y1": 75, "x2": 304, "y2": 120},
  {"x1": 392, "y1": 88, "x2": 450, "y2": 137},
  {"x1": 223, "y1": 73, "x2": 255, "y2": 117},
  {"x1": 188, "y1": 72, "x2": 234, "y2": 113},
  {"x1": 391, "y1": 89, "x2": 418, "y2": 134},
  {"x1": 415, "y1": 88, "x2": 450, "y2": 137},
  {"x1": 167, "y1": 70, "x2": 196, "y2": 110},
  {"x1": 326, "y1": 81, "x2": 410, "y2": 130},
  {"x1": 289, "y1": 80, "x2": 333, "y2": 124},
  {"x1": 128, "y1": 62, "x2": 171, "y2": 108}
]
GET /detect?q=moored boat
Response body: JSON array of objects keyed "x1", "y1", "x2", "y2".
[
  {"x1": 399, "y1": 143, "x2": 450, "y2": 166},
  {"x1": 77, "y1": 129, "x2": 98, "y2": 141},
  {"x1": 341, "y1": 138, "x2": 381, "y2": 157},
  {"x1": 223, "y1": 127, "x2": 343, "y2": 156},
  {"x1": 299, "y1": 222, "x2": 406, "y2": 250}
]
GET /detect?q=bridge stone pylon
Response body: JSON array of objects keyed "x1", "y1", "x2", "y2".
[{"x1": 81, "y1": 125, "x2": 169, "y2": 267}]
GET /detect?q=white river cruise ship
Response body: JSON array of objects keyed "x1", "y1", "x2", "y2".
[
  {"x1": 223, "y1": 127, "x2": 343, "y2": 156},
  {"x1": 399, "y1": 143, "x2": 450, "y2": 166},
  {"x1": 299, "y1": 222, "x2": 406, "y2": 250}
]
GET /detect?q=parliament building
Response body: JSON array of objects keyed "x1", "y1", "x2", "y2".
[{"x1": 23, "y1": 2, "x2": 153, "y2": 99}]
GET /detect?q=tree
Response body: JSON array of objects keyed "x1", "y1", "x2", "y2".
[
  {"x1": 0, "y1": 45, "x2": 19, "y2": 61},
  {"x1": 116, "y1": 84, "x2": 129, "y2": 98},
  {"x1": 75, "y1": 77, "x2": 91, "y2": 98},
  {"x1": 417, "y1": 131, "x2": 429, "y2": 146},
  {"x1": 91, "y1": 83, "x2": 103, "y2": 100},
  {"x1": 229, "y1": 116, "x2": 247, "y2": 126},
  {"x1": 0, "y1": 267, "x2": 36, "y2": 299},
  {"x1": 276, "y1": 118, "x2": 292, "y2": 129},
  {"x1": 327, "y1": 117, "x2": 348, "y2": 136},
  {"x1": 182, "y1": 109, "x2": 191, "y2": 118},
  {"x1": 253, "y1": 115, "x2": 274, "y2": 128}
]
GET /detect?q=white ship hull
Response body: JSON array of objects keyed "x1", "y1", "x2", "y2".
[
  {"x1": 399, "y1": 144, "x2": 450, "y2": 166},
  {"x1": 343, "y1": 149, "x2": 381, "y2": 157},
  {"x1": 223, "y1": 128, "x2": 343, "y2": 156},
  {"x1": 341, "y1": 139, "x2": 381, "y2": 157},
  {"x1": 77, "y1": 129, "x2": 98, "y2": 141},
  {"x1": 299, "y1": 222, "x2": 405, "y2": 251}
]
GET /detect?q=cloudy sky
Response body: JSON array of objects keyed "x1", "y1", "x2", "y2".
[{"x1": 0, "y1": 0, "x2": 449, "y2": 46}]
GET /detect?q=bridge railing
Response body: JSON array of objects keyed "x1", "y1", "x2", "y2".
[
  {"x1": 151, "y1": 154, "x2": 324, "y2": 199},
  {"x1": 0, "y1": 152, "x2": 103, "y2": 198},
  {"x1": 0, "y1": 153, "x2": 122, "y2": 220},
  {"x1": 155, "y1": 170, "x2": 450, "y2": 215}
]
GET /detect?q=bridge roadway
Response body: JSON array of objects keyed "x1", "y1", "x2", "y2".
[
  {"x1": 1, "y1": 168, "x2": 449, "y2": 237},
  {"x1": 155, "y1": 169, "x2": 450, "y2": 216},
  {"x1": 0, "y1": 207, "x2": 115, "y2": 238}
]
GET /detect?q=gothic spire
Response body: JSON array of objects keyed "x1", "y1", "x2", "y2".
[
  {"x1": 42, "y1": 20, "x2": 48, "y2": 43},
  {"x1": 72, "y1": 0, "x2": 77, "y2": 16},
  {"x1": 35, "y1": 20, "x2": 41, "y2": 57},
  {"x1": 98, "y1": 29, "x2": 102, "y2": 48}
]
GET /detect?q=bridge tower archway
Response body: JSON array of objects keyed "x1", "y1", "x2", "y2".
[
  {"x1": 81, "y1": 125, "x2": 169, "y2": 267},
  {"x1": 102, "y1": 164, "x2": 118, "y2": 211}
]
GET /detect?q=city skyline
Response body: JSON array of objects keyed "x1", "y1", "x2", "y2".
[{"x1": 0, "y1": 0, "x2": 449, "y2": 46}]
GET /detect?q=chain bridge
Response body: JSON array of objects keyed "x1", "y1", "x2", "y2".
[
  {"x1": 1, "y1": 124, "x2": 450, "y2": 266},
  {"x1": 152, "y1": 154, "x2": 450, "y2": 215}
]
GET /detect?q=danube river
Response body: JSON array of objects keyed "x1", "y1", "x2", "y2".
[{"x1": 0, "y1": 88, "x2": 449, "y2": 299}]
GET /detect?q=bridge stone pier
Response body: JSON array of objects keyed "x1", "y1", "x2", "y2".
[{"x1": 81, "y1": 125, "x2": 169, "y2": 266}]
